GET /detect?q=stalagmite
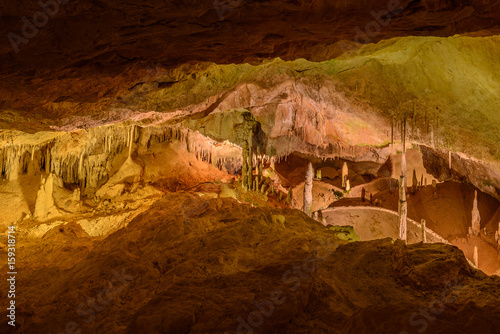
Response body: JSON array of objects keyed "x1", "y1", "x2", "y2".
[
  {"x1": 345, "y1": 179, "x2": 351, "y2": 192},
  {"x1": 474, "y1": 246, "x2": 479, "y2": 267},
  {"x1": 303, "y1": 162, "x2": 313, "y2": 216},
  {"x1": 430, "y1": 124, "x2": 434, "y2": 147},
  {"x1": 449, "y1": 151, "x2": 452, "y2": 170},
  {"x1": 286, "y1": 187, "x2": 292, "y2": 204},
  {"x1": 412, "y1": 168, "x2": 417, "y2": 194},
  {"x1": 247, "y1": 137, "x2": 253, "y2": 190},
  {"x1": 241, "y1": 140, "x2": 249, "y2": 190},
  {"x1": 498, "y1": 222, "x2": 500, "y2": 247},
  {"x1": 316, "y1": 169, "x2": 322, "y2": 180},
  {"x1": 399, "y1": 117, "x2": 408, "y2": 243},
  {"x1": 421, "y1": 219, "x2": 427, "y2": 243},
  {"x1": 391, "y1": 115, "x2": 394, "y2": 147},
  {"x1": 471, "y1": 190, "x2": 481, "y2": 236},
  {"x1": 128, "y1": 125, "x2": 134, "y2": 157},
  {"x1": 341, "y1": 162, "x2": 348, "y2": 189},
  {"x1": 361, "y1": 187, "x2": 366, "y2": 202},
  {"x1": 34, "y1": 173, "x2": 61, "y2": 220},
  {"x1": 72, "y1": 188, "x2": 81, "y2": 201}
]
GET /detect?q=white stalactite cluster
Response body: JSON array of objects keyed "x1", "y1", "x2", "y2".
[{"x1": 0, "y1": 122, "x2": 245, "y2": 195}]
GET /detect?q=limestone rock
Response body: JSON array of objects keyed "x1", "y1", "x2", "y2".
[
  {"x1": 303, "y1": 162, "x2": 314, "y2": 216},
  {"x1": 474, "y1": 246, "x2": 479, "y2": 267},
  {"x1": 471, "y1": 190, "x2": 481, "y2": 236},
  {"x1": 34, "y1": 173, "x2": 61, "y2": 221},
  {"x1": 342, "y1": 162, "x2": 348, "y2": 189},
  {"x1": 96, "y1": 157, "x2": 142, "y2": 199},
  {"x1": 319, "y1": 166, "x2": 339, "y2": 180}
]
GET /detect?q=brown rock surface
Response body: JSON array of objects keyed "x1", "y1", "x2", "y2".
[{"x1": 2, "y1": 192, "x2": 500, "y2": 333}]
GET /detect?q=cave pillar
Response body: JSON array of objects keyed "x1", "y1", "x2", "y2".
[
  {"x1": 242, "y1": 140, "x2": 248, "y2": 190},
  {"x1": 247, "y1": 136, "x2": 253, "y2": 190},
  {"x1": 399, "y1": 175, "x2": 407, "y2": 243},
  {"x1": 399, "y1": 117, "x2": 408, "y2": 243},
  {"x1": 303, "y1": 162, "x2": 313, "y2": 216}
]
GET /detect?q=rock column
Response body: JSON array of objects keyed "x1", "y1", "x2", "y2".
[
  {"x1": 399, "y1": 117, "x2": 408, "y2": 243},
  {"x1": 341, "y1": 162, "x2": 348, "y2": 189},
  {"x1": 471, "y1": 190, "x2": 481, "y2": 236},
  {"x1": 303, "y1": 162, "x2": 313, "y2": 216}
]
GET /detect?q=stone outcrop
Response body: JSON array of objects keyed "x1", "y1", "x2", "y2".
[{"x1": 420, "y1": 145, "x2": 500, "y2": 201}]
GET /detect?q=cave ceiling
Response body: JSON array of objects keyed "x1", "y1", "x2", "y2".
[{"x1": 0, "y1": 0, "x2": 499, "y2": 127}]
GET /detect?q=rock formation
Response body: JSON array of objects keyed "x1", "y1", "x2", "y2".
[
  {"x1": 33, "y1": 173, "x2": 61, "y2": 221},
  {"x1": 303, "y1": 162, "x2": 313, "y2": 216},
  {"x1": 498, "y1": 222, "x2": 500, "y2": 247},
  {"x1": 342, "y1": 162, "x2": 348, "y2": 189},
  {"x1": 474, "y1": 246, "x2": 479, "y2": 267},
  {"x1": 421, "y1": 219, "x2": 427, "y2": 243},
  {"x1": 412, "y1": 168, "x2": 418, "y2": 194},
  {"x1": 471, "y1": 190, "x2": 481, "y2": 236},
  {"x1": 1, "y1": 4, "x2": 500, "y2": 332},
  {"x1": 399, "y1": 118, "x2": 408, "y2": 242},
  {"x1": 241, "y1": 140, "x2": 249, "y2": 190}
]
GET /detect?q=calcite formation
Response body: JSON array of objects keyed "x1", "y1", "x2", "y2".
[
  {"x1": 1, "y1": 3, "x2": 500, "y2": 333},
  {"x1": 474, "y1": 246, "x2": 479, "y2": 268},
  {"x1": 399, "y1": 119, "x2": 408, "y2": 242},
  {"x1": 498, "y1": 222, "x2": 500, "y2": 247},
  {"x1": 471, "y1": 190, "x2": 481, "y2": 236},
  {"x1": 33, "y1": 173, "x2": 60, "y2": 221},
  {"x1": 303, "y1": 162, "x2": 313, "y2": 216},
  {"x1": 341, "y1": 162, "x2": 348, "y2": 189},
  {"x1": 421, "y1": 219, "x2": 427, "y2": 243}
]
